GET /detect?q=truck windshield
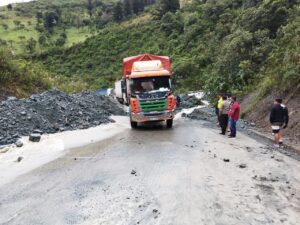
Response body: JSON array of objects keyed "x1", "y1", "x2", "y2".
[{"x1": 131, "y1": 76, "x2": 171, "y2": 94}]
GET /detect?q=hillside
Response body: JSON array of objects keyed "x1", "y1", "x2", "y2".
[
  {"x1": 0, "y1": 0, "x2": 153, "y2": 97},
  {"x1": 39, "y1": 0, "x2": 300, "y2": 95},
  {"x1": 1, "y1": 0, "x2": 300, "y2": 99},
  {"x1": 0, "y1": 0, "x2": 124, "y2": 54},
  {"x1": 0, "y1": 48, "x2": 51, "y2": 99}
]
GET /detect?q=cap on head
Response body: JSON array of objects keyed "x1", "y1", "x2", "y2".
[{"x1": 222, "y1": 95, "x2": 227, "y2": 100}]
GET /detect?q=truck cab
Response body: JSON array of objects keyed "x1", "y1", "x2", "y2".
[{"x1": 115, "y1": 54, "x2": 176, "y2": 128}]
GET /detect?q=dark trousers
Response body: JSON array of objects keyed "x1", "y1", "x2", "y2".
[
  {"x1": 220, "y1": 114, "x2": 229, "y2": 134},
  {"x1": 229, "y1": 118, "x2": 237, "y2": 137}
]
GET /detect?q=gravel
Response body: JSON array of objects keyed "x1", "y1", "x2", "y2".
[{"x1": 0, "y1": 89, "x2": 125, "y2": 145}]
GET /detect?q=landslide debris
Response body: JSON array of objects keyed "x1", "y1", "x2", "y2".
[
  {"x1": 182, "y1": 106, "x2": 215, "y2": 121},
  {"x1": 0, "y1": 89, "x2": 125, "y2": 145},
  {"x1": 179, "y1": 94, "x2": 204, "y2": 109}
]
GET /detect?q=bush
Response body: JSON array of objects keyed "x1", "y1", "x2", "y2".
[{"x1": 0, "y1": 48, "x2": 51, "y2": 97}]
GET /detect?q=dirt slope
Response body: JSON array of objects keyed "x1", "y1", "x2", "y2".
[{"x1": 240, "y1": 87, "x2": 300, "y2": 148}]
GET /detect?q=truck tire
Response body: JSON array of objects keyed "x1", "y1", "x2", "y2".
[
  {"x1": 166, "y1": 119, "x2": 173, "y2": 128},
  {"x1": 131, "y1": 121, "x2": 138, "y2": 129}
]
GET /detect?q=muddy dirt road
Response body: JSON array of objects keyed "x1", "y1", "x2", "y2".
[{"x1": 0, "y1": 118, "x2": 299, "y2": 225}]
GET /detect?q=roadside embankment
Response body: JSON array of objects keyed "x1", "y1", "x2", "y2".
[
  {"x1": 0, "y1": 89, "x2": 125, "y2": 146},
  {"x1": 240, "y1": 89, "x2": 300, "y2": 149},
  {"x1": 183, "y1": 106, "x2": 300, "y2": 156}
]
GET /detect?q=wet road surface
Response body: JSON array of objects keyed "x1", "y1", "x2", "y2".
[{"x1": 0, "y1": 118, "x2": 300, "y2": 225}]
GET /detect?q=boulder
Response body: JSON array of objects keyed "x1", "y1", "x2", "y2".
[{"x1": 29, "y1": 133, "x2": 41, "y2": 142}]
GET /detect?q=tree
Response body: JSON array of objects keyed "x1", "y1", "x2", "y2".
[
  {"x1": 36, "y1": 11, "x2": 43, "y2": 23},
  {"x1": 56, "y1": 37, "x2": 66, "y2": 46},
  {"x1": 13, "y1": 20, "x2": 21, "y2": 28},
  {"x1": 7, "y1": 4, "x2": 13, "y2": 11},
  {"x1": 113, "y1": 2, "x2": 124, "y2": 22},
  {"x1": 43, "y1": 11, "x2": 59, "y2": 33},
  {"x1": 160, "y1": 12, "x2": 183, "y2": 36},
  {"x1": 132, "y1": 0, "x2": 140, "y2": 15},
  {"x1": 26, "y1": 38, "x2": 37, "y2": 53},
  {"x1": 154, "y1": 0, "x2": 180, "y2": 19},
  {"x1": 38, "y1": 35, "x2": 46, "y2": 45},
  {"x1": 1, "y1": 24, "x2": 8, "y2": 30},
  {"x1": 139, "y1": 0, "x2": 145, "y2": 12},
  {"x1": 123, "y1": 0, "x2": 132, "y2": 18},
  {"x1": 8, "y1": 40, "x2": 14, "y2": 48},
  {"x1": 87, "y1": 0, "x2": 94, "y2": 18}
]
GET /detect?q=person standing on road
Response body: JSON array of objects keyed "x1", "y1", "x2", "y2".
[
  {"x1": 270, "y1": 98, "x2": 289, "y2": 147},
  {"x1": 228, "y1": 96, "x2": 240, "y2": 138},
  {"x1": 219, "y1": 95, "x2": 230, "y2": 135},
  {"x1": 216, "y1": 95, "x2": 223, "y2": 125},
  {"x1": 176, "y1": 95, "x2": 181, "y2": 108}
]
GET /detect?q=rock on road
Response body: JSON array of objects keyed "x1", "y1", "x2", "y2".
[{"x1": 0, "y1": 118, "x2": 299, "y2": 225}]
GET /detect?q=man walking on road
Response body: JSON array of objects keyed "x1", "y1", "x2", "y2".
[
  {"x1": 270, "y1": 98, "x2": 289, "y2": 147},
  {"x1": 228, "y1": 96, "x2": 240, "y2": 138},
  {"x1": 219, "y1": 95, "x2": 230, "y2": 135}
]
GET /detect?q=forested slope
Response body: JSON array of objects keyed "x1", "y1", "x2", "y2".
[{"x1": 40, "y1": 0, "x2": 300, "y2": 96}]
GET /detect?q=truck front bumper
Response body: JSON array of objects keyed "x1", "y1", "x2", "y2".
[{"x1": 131, "y1": 110, "x2": 175, "y2": 123}]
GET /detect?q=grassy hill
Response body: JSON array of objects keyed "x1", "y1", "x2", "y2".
[
  {"x1": 39, "y1": 0, "x2": 300, "y2": 96},
  {"x1": 0, "y1": 0, "x2": 117, "y2": 54}
]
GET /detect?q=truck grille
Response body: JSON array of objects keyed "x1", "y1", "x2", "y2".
[{"x1": 139, "y1": 100, "x2": 166, "y2": 112}]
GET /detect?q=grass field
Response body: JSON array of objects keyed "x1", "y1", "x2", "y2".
[
  {"x1": 65, "y1": 27, "x2": 92, "y2": 47},
  {"x1": 0, "y1": 9, "x2": 38, "y2": 53},
  {"x1": 0, "y1": 5, "x2": 92, "y2": 54}
]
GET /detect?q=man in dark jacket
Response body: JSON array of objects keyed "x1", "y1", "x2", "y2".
[{"x1": 270, "y1": 98, "x2": 289, "y2": 147}]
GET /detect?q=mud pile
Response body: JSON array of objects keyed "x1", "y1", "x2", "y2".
[{"x1": 0, "y1": 89, "x2": 125, "y2": 145}]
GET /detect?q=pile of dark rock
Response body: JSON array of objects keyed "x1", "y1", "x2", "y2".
[
  {"x1": 182, "y1": 106, "x2": 215, "y2": 122},
  {"x1": 179, "y1": 94, "x2": 204, "y2": 109},
  {"x1": 182, "y1": 106, "x2": 254, "y2": 131},
  {"x1": 0, "y1": 89, "x2": 125, "y2": 145}
]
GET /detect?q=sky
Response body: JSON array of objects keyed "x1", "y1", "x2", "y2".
[{"x1": 0, "y1": 0, "x2": 33, "y2": 7}]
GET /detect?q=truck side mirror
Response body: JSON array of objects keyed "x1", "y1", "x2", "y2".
[{"x1": 121, "y1": 80, "x2": 126, "y2": 92}]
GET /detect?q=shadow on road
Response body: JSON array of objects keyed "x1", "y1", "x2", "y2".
[{"x1": 133, "y1": 121, "x2": 171, "y2": 131}]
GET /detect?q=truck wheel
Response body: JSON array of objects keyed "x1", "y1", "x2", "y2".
[
  {"x1": 166, "y1": 119, "x2": 173, "y2": 128},
  {"x1": 131, "y1": 121, "x2": 138, "y2": 129}
]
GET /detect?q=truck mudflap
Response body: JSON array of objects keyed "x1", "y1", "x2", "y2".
[{"x1": 131, "y1": 111, "x2": 175, "y2": 123}]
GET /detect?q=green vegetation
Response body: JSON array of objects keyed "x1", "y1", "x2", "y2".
[
  {"x1": 0, "y1": 0, "x2": 153, "y2": 54},
  {"x1": 0, "y1": 47, "x2": 92, "y2": 97},
  {"x1": 39, "y1": 0, "x2": 300, "y2": 96},
  {"x1": 1, "y1": 0, "x2": 299, "y2": 100},
  {"x1": 0, "y1": 48, "x2": 51, "y2": 97},
  {"x1": 0, "y1": 0, "x2": 91, "y2": 54}
]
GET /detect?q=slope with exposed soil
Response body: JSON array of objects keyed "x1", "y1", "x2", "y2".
[{"x1": 240, "y1": 87, "x2": 300, "y2": 149}]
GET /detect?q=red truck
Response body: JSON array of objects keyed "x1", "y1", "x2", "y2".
[{"x1": 115, "y1": 54, "x2": 176, "y2": 128}]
